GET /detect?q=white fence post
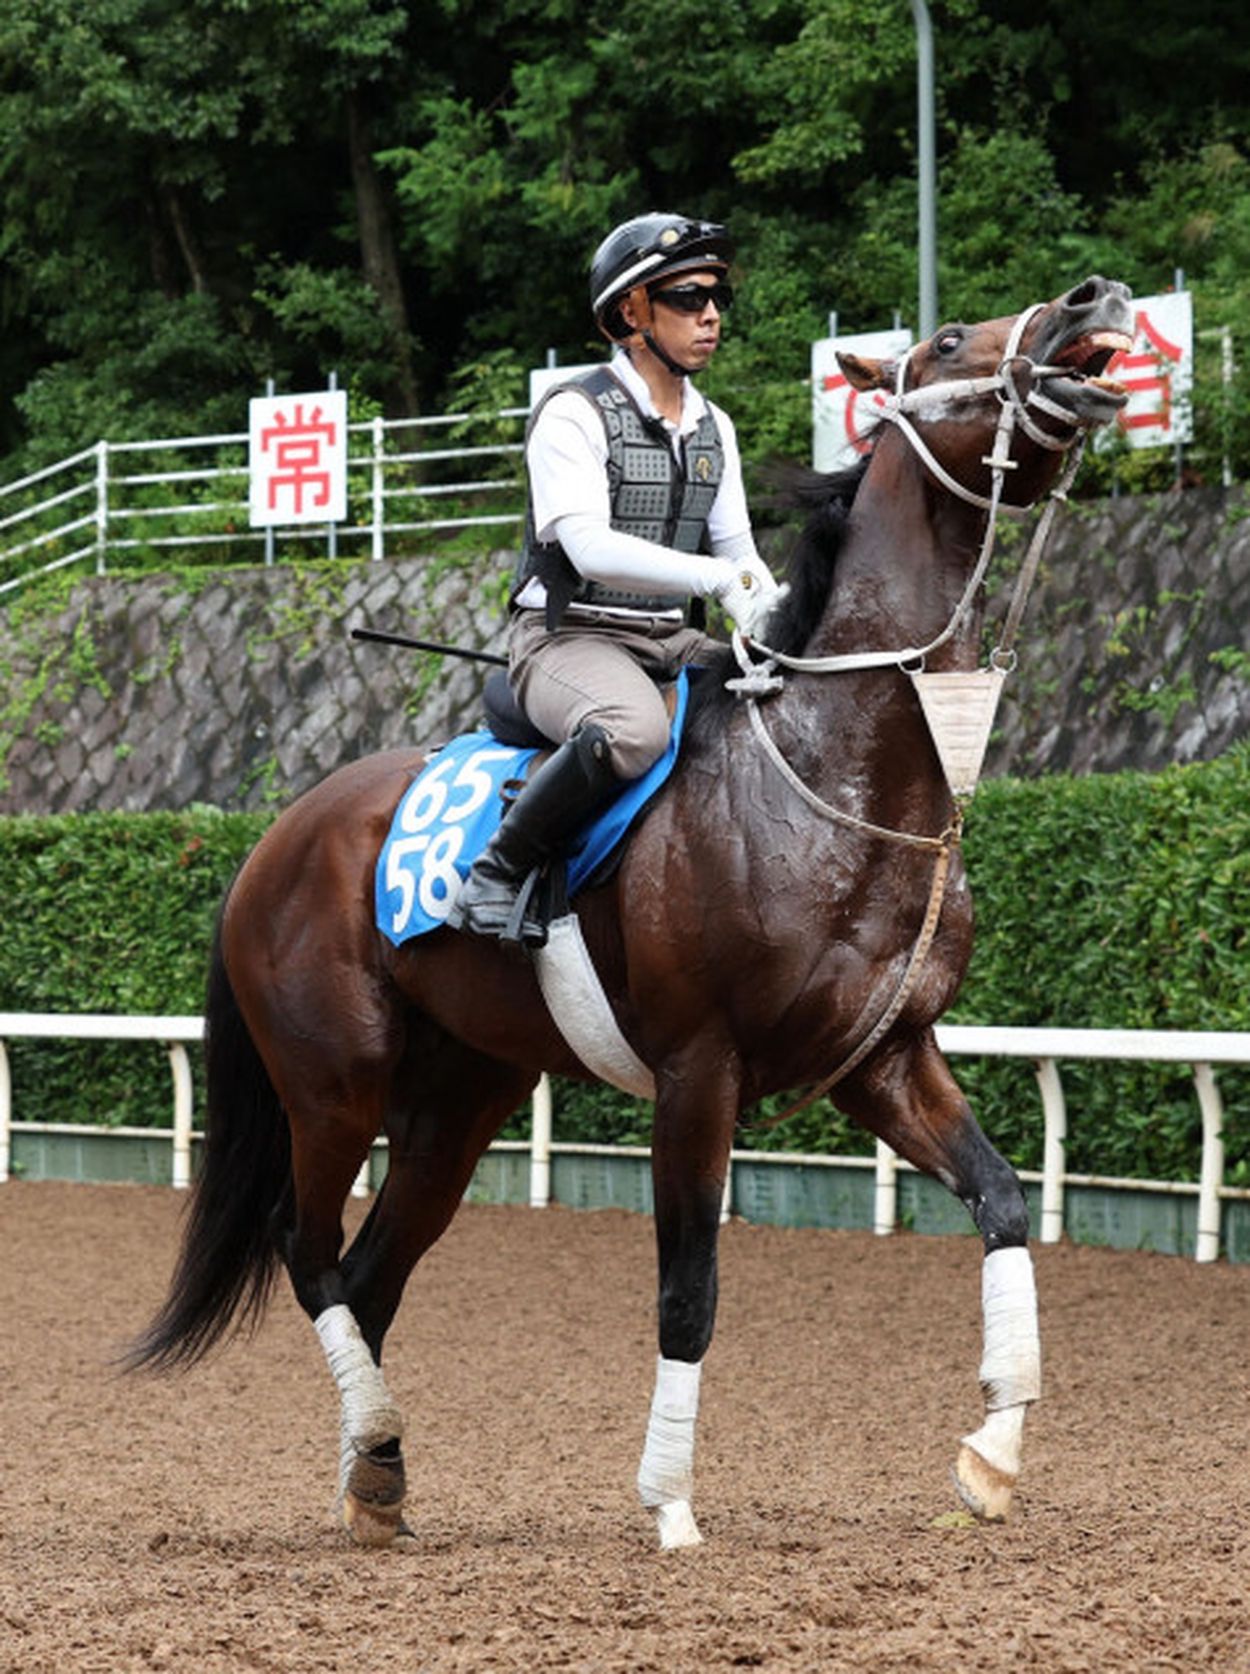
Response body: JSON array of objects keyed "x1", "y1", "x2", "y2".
[
  {"x1": 1193, "y1": 1063, "x2": 1224, "y2": 1263},
  {"x1": 371, "y1": 414, "x2": 385, "y2": 561},
  {"x1": 94, "y1": 440, "x2": 109, "y2": 574},
  {"x1": 530, "y1": 1073, "x2": 553, "y2": 1208},
  {"x1": 1220, "y1": 325, "x2": 1235, "y2": 490},
  {"x1": 167, "y1": 1043, "x2": 194, "y2": 1190},
  {"x1": 1035, "y1": 1057, "x2": 1066, "y2": 1244},
  {"x1": 874, "y1": 1138, "x2": 897, "y2": 1235},
  {"x1": 0, "y1": 1039, "x2": 10, "y2": 1185}
]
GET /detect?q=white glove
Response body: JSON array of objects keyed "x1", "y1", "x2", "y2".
[{"x1": 713, "y1": 553, "x2": 785, "y2": 637}]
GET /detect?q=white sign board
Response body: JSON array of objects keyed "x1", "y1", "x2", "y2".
[
  {"x1": 811, "y1": 328, "x2": 912, "y2": 471},
  {"x1": 528, "y1": 363, "x2": 601, "y2": 408},
  {"x1": 249, "y1": 388, "x2": 348, "y2": 526},
  {"x1": 1099, "y1": 290, "x2": 1193, "y2": 451}
]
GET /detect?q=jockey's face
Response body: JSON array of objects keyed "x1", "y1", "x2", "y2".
[{"x1": 624, "y1": 269, "x2": 726, "y2": 373}]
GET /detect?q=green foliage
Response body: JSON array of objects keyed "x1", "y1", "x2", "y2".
[
  {"x1": 950, "y1": 747, "x2": 1250, "y2": 1181},
  {"x1": 731, "y1": 0, "x2": 916, "y2": 186},
  {"x1": 252, "y1": 262, "x2": 400, "y2": 380},
  {"x1": 2, "y1": 748, "x2": 1246, "y2": 1187},
  {"x1": 2, "y1": 0, "x2": 1249, "y2": 481},
  {"x1": 0, "y1": 806, "x2": 268, "y2": 1126}
]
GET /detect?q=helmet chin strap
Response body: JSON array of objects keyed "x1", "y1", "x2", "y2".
[
  {"x1": 623, "y1": 284, "x2": 697, "y2": 378},
  {"x1": 639, "y1": 330, "x2": 695, "y2": 378}
]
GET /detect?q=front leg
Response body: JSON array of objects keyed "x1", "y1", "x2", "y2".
[
  {"x1": 840, "y1": 1027, "x2": 1040, "y2": 1522},
  {"x1": 638, "y1": 1056, "x2": 739, "y2": 1549},
  {"x1": 955, "y1": 1242, "x2": 1040, "y2": 1521}
]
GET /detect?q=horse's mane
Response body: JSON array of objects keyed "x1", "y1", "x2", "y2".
[{"x1": 685, "y1": 455, "x2": 870, "y2": 738}]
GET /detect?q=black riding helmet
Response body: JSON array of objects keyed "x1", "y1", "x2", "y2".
[{"x1": 590, "y1": 213, "x2": 735, "y2": 345}]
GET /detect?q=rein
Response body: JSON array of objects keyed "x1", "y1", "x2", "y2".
[{"x1": 733, "y1": 298, "x2": 1089, "y2": 1123}]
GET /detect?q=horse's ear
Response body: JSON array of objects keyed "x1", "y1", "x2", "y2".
[{"x1": 836, "y1": 351, "x2": 893, "y2": 393}]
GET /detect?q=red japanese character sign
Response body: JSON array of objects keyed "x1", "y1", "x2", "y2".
[
  {"x1": 811, "y1": 328, "x2": 912, "y2": 471},
  {"x1": 249, "y1": 390, "x2": 349, "y2": 527},
  {"x1": 1099, "y1": 291, "x2": 1193, "y2": 452}
]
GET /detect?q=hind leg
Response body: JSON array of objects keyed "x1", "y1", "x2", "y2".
[
  {"x1": 325, "y1": 1036, "x2": 537, "y2": 1546},
  {"x1": 840, "y1": 1027, "x2": 1040, "y2": 1523},
  {"x1": 638, "y1": 1053, "x2": 740, "y2": 1550},
  {"x1": 261, "y1": 1062, "x2": 405, "y2": 1547},
  {"x1": 253, "y1": 967, "x2": 534, "y2": 1548}
]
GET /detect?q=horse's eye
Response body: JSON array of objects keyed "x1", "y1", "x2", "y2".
[{"x1": 935, "y1": 330, "x2": 963, "y2": 356}]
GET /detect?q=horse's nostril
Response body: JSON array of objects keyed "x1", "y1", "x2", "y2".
[{"x1": 1064, "y1": 279, "x2": 1100, "y2": 310}]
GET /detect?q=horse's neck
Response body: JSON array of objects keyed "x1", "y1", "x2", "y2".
[
  {"x1": 755, "y1": 445, "x2": 990, "y2": 824},
  {"x1": 809, "y1": 443, "x2": 988, "y2": 670}
]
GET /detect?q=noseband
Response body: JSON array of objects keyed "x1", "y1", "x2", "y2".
[{"x1": 881, "y1": 301, "x2": 1084, "y2": 512}]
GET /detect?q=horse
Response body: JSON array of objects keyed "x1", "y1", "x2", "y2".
[{"x1": 130, "y1": 276, "x2": 1134, "y2": 1552}]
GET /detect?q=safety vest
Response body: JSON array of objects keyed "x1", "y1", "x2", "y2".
[{"x1": 514, "y1": 365, "x2": 725, "y2": 628}]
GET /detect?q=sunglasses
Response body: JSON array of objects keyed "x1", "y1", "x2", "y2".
[{"x1": 650, "y1": 280, "x2": 735, "y2": 315}]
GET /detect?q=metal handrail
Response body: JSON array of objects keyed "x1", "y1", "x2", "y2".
[{"x1": 0, "y1": 410, "x2": 531, "y2": 595}]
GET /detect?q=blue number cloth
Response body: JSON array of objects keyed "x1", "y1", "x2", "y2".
[{"x1": 376, "y1": 669, "x2": 690, "y2": 944}]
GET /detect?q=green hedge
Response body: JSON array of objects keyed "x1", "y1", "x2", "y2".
[
  {"x1": 1, "y1": 745, "x2": 1247, "y2": 1184},
  {"x1": 0, "y1": 808, "x2": 262, "y2": 1135}
]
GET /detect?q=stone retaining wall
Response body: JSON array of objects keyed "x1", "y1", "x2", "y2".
[{"x1": 1, "y1": 484, "x2": 1247, "y2": 816}]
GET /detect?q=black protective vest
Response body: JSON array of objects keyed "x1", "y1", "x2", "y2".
[{"x1": 514, "y1": 365, "x2": 725, "y2": 629}]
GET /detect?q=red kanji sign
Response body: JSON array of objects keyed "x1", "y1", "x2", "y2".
[
  {"x1": 1101, "y1": 292, "x2": 1193, "y2": 451},
  {"x1": 811, "y1": 328, "x2": 912, "y2": 470},
  {"x1": 249, "y1": 390, "x2": 348, "y2": 526}
]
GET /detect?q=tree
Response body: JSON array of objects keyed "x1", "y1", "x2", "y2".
[{"x1": 0, "y1": 0, "x2": 1246, "y2": 480}]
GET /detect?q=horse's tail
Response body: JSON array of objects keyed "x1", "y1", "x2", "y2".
[{"x1": 125, "y1": 899, "x2": 291, "y2": 1371}]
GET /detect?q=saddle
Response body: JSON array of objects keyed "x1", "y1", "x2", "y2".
[{"x1": 481, "y1": 668, "x2": 553, "y2": 750}]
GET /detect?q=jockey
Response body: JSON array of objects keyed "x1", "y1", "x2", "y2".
[{"x1": 447, "y1": 211, "x2": 783, "y2": 945}]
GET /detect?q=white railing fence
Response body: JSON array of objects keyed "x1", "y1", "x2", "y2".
[
  {"x1": 0, "y1": 410, "x2": 530, "y2": 597},
  {"x1": 1, "y1": 1013, "x2": 1247, "y2": 1264},
  {"x1": 0, "y1": 1014, "x2": 203, "y2": 1189}
]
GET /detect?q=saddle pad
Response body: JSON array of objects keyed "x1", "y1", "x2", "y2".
[{"x1": 376, "y1": 669, "x2": 690, "y2": 945}]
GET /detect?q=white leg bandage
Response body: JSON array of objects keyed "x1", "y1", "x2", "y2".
[
  {"x1": 977, "y1": 1246, "x2": 1041, "y2": 1411},
  {"x1": 962, "y1": 1403, "x2": 1027, "y2": 1479},
  {"x1": 637, "y1": 1356, "x2": 702, "y2": 1508},
  {"x1": 314, "y1": 1304, "x2": 404, "y2": 1453}
]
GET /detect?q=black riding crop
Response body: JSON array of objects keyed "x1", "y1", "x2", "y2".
[{"x1": 350, "y1": 627, "x2": 507, "y2": 667}]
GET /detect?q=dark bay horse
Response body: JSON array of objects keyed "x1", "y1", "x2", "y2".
[{"x1": 132, "y1": 278, "x2": 1133, "y2": 1551}]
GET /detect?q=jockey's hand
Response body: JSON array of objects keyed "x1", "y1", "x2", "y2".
[{"x1": 714, "y1": 554, "x2": 785, "y2": 638}]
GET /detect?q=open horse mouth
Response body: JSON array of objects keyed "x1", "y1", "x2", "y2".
[{"x1": 1032, "y1": 279, "x2": 1135, "y2": 426}]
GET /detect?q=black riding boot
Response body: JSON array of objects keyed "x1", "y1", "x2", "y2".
[{"x1": 446, "y1": 723, "x2": 619, "y2": 945}]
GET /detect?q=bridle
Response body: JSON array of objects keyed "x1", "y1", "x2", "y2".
[
  {"x1": 733, "y1": 299, "x2": 1090, "y2": 685},
  {"x1": 880, "y1": 300, "x2": 1088, "y2": 513}
]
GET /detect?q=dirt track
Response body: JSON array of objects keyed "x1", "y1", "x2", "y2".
[{"x1": 2, "y1": 1180, "x2": 1248, "y2": 1672}]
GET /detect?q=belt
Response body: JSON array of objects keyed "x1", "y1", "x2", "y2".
[{"x1": 563, "y1": 604, "x2": 685, "y2": 631}]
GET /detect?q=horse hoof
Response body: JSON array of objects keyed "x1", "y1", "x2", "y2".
[
  {"x1": 342, "y1": 1489, "x2": 405, "y2": 1548},
  {"x1": 341, "y1": 1445, "x2": 407, "y2": 1548},
  {"x1": 952, "y1": 1442, "x2": 1015, "y2": 1523},
  {"x1": 655, "y1": 1500, "x2": 703, "y2": 1550}
]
